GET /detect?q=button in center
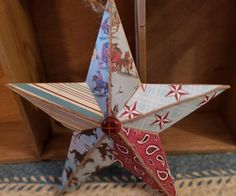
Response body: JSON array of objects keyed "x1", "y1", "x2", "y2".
[{"x1": 102, "y1": 117, "x2": 121, "y2": 136}]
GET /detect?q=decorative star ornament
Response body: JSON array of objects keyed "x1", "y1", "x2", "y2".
[{"x1": 8, "y1": 0, "x2": 229, "y2": 195}]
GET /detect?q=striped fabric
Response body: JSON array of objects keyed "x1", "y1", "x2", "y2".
[{"x1": 8, "y1": 83, "x2": 104, "y2": 131}]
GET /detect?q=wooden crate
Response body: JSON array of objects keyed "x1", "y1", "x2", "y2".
[{"x1": 0, "y1": 0, "x2": 235, "y2": 163}]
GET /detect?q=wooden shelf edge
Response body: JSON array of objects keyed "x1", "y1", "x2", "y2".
[
  {"x1": 0, "y1": 112, "x2": 236, "y2": 163},
  {"x1": 161, "y1": 112, "x2": 236, "y2": 154}
]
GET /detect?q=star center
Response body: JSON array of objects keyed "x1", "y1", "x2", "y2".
[{"x1": 102, "y1": 116, "x2": 121, "y2": 136}]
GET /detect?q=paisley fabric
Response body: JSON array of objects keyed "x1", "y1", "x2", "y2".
[{"x1": 112, "y1": 128, "x2": 176, "y2": 196}]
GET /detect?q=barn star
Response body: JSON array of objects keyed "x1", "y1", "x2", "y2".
[{"x1": 8, "y1": 0, "x2": 229, "y2": 195}]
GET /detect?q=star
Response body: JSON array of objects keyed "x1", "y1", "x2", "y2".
[
  {"x1": 119, "y1": 101, "x2": 141, "y2": 119},
  {"x1": 166, "y1": 84, "x2": 189, "y2": 101},
  {"x1": 198, "y1": 91, "x2": 216, "y2": 106},
  {"x1": 151, "y1": 112, "x2": 172, "y2": 129},
  {"x1": 7, "y1": 0, "x2": 229, "y2": 196}
]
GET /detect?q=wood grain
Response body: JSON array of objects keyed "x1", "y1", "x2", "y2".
[
  {"x1": 135, "y1": 0, "x2": 147, "y2": 82},
  {"x1": 0, "y1": 121, "x2": 36, "y2": 163},
  {"x1": 0, "y1": 67, "x2": 23, "y2": 124},
  {"x1": 161, "y1": 113, "x2": 236, "y2": 154},
  {"x1": 0, "y1": 0, "x2": 51, "y2": 156},
  {"x1": 1, "y1": 111, "x2": 235, "y2": 163},
  {"x1": 146, "y1": 0, "x2": 236, "y2": 113},
  {"x1": 29, "y1": 0, "x2": 135, "y2": 82}
]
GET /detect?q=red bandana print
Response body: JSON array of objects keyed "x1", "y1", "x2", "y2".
[{"x1": 112, "y1": 128, "x2": 176, "y2": 196}]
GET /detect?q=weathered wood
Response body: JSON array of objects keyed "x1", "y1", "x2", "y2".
[
  {"x1": 135, "y1": 0, "x2": 147, "y2": 82},
  {"x1": 0, "y1": 0, "x2": 51, "y2": 157}
]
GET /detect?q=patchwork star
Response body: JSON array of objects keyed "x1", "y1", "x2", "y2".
[
  {"x1": 8, "y1": 0, "x2": 229, "y2": 196},
  {"x1": 166, "y1": 84, "x2": 189, "y2": 101}
]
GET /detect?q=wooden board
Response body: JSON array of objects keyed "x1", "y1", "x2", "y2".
[
  {"x1": 42, "y1": 121, "x2": 72, "y2": 160},
  {"x1": 146, "y1": 0, "x2": 236, "y2": 114},
  {"x1": 135, "y1": 0, "x2": 147, "y2": 82},
  {"x1": 43, "y1": 112, "x2": 236, "y2": 161},
  {"x1": 161, "y1": 113, "x2": 236, "y2": 154},
  {"x1": 0, "y1": 66, "x2": 23, "y2": 124},
  {"x1": 0, "y1": 65, "x2": 36, "y2": 163},
  {"x1": 0, "y1": 121, "x2": 36, "y2": 163},
  {"x1": 29, "y1": 0, "x2": 135, "y2": 82},
  {"x1": 1, "y1": 112, "x2": 235, "y2": 163},
  {"x1": 0, "y1": 0, "x2": 51, "y2": 157}
]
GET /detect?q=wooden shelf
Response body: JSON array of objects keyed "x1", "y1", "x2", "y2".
[
  {"x1": 1, "y1": 112, "x2": 235, "y2": 163},
  {"x1": 0, "y1": 121, "x2": 36, "y2": 163},
  {"x1": 161, "y1": 112, "x2": 236, "y2": 154},
  {"x1": 44, "y1": 112, "x2": 236, "y2": 157},
  {"x1": 42, "y1": 121, "x2": 72, "y2": 160}
]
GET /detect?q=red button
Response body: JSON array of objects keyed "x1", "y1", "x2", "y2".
[{"x1": 102, "y1": 117, "x2": 121, "y2": 136}]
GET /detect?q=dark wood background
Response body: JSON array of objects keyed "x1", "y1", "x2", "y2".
[{"x1": 29, "y1": 0, "x2": 135, "y2": 82}]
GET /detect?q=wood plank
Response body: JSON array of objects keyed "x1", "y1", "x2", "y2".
[
  {"x1": 1, "y1": 112, "x2": 235, "y2": 163},
  {"x1": 0, "y1": 63, "x2": 35, "y2": 163},
  {"x1": 42, "y1": 121, "x2": 72, "y2": 160},
  {"x1": 161, "y1": 112, "x2": 236, "y2": 153},
  {"x1": 0, "y1": 121, "x2": 36, "y2": 163},
  {"x1": 44, "y1": 112, "x2": 236, "y2": 161},
  {"x1": 0, "y1": 0, "x2": 51, "y2": 157},
  {"x1": 0, "y1": 66, "x2": 23, "y2": 124},
  {"x1": 28, "y1": 0, "x2": 135, "y2": 82},
  {"x1": 135, "y1": 0, "x2": 147, "y2": 82},
  {"x1": 146, "y1": 0, "x2": 236, "y2": 113}
]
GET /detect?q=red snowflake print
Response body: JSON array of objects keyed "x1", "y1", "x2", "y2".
[
  {"x1": 119, "y1": 101, "x2": 141, "y2": 119},
  {"x1": 151, "y1": 112, "x2": 172, "y2": 129},
  {"x1": 198, "y1": 92, "x2": 216, "y2": 106},
  {"x1": 166, "y1": 84, "x2": 189, "y2": 101}
]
